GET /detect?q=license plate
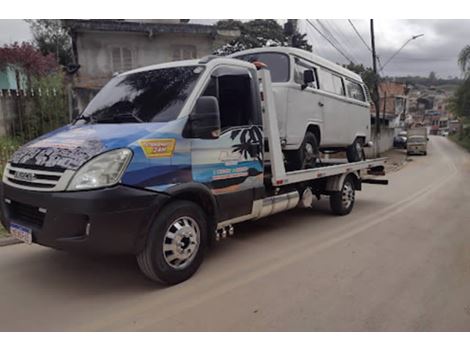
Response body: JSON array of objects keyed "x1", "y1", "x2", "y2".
[{"x1": 10, "y1": 223, "x2": 32, "y2": 245}]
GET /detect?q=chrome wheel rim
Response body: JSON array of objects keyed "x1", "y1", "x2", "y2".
[
  {"x1": 341, "y1": 182, "x2": 355, "y2": 209},
  {"x1": 163, "y1": 216, "x2": 200, "y2": 270}
]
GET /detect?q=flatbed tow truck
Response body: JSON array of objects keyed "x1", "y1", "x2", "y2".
[{"x1": 1, "y1": 59, "x2": 388, "y2": 284}]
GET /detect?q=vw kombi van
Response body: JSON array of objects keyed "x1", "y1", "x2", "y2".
[{"x1": 231, "y1": 47, "x2": 371, "y2": 169}]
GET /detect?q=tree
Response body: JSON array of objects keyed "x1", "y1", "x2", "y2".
[
  {"x1": 0, "y1": 42, "x2": 58, "y2": 79},
  {"x1": 429, "y1": 71, "x2": 437, "y2": 82},
  {"x1": 449, "y1": 78, "x2": 470, "y2": 118},
  {"x1": 458, "y1": 45, "x2": 470, "y2": 76},
  {"x1": 214, "y1": 19, "x2": 311, "y2": 56},
  {"x1": 26, "y1": 20, "x2": 73, "y2": 66}
]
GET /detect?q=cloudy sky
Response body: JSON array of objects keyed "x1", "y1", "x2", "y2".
[{"x1": 0, "y1": 19, "x2": 468, "y2": 78}]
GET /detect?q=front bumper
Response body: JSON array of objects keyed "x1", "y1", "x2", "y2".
[{"x1": 0, "y1": 183, "x2": 169, "y2": 254}]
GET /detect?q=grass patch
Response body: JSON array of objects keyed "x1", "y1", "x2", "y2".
[
  {"x1": 0, "y1": 226, "x2": 9, "y2": 239},
  {"x1": 449, "y1": 134, "x2": 470, "y2": 152}
]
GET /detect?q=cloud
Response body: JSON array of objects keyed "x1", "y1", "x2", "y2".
[
  {"x1": 1, "y1": 19, "x2": 467, "y2": 78},
  {"x1": 301, "y1": 19, "x2": 469, "y2": 78}
]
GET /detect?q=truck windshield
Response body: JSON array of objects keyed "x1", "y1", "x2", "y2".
[{"x1": 80, "y1": 66, "x2": 203, "y2": 123}]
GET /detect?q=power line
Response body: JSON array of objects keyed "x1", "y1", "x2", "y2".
[
  {"x1": 305, "y1": 19, "x2": 355, "y2": 63},
  {"x1": 316, "y1": 20, "x2": 358, "y2": 63},
  {"x1": 325, "y1": 19, "x2": 361, "y2": 63},
  {"x1": 348, "y1": 19, "x2": 372, "y2": 53}
]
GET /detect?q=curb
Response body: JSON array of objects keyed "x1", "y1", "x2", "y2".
[{"x1": 0, "y1": 237, "x2": 22, "y2": 247}]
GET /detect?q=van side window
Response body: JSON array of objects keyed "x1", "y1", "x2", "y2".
[
  {"x1": 294, "y1": 59, "x2": 318, "y2": 89},
  {"x1": 202, "y1": 67, "x2": 257, "y2": 130},
  {"x1": 346, "y1": 80, "x2": 366, "y2": 102},
  {"x1": 234, "y1": 53, "x2": 290, "y2": 82},
  {"x1": 318, "y1": 69, "x2": 344, "y2": 96}
]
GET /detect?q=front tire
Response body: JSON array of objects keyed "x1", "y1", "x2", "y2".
[
  {"x1": 287, "y1": 132, "x2": 319, "y2": 171},
  {"x1": 137, "y1": 200, "x2": 208, "y2": 285},
  {"x1": 330, "y1": 175, "x2": 356, "y2": 215}
]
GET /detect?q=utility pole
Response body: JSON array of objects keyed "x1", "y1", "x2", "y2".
[
  {"x1": 284, "y1": 19, "x2": 298, "y2": 46},
  {"x1": 370, "y1": 19, "x2": 381, "y2": 156}
]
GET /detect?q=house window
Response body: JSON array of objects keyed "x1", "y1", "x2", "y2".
[
  {"x1": 111, "y1": 47, "x2": 133, "y2": 73},
  {"x1": 172, "y1": 45, "x2": 197, "y2": 61}
]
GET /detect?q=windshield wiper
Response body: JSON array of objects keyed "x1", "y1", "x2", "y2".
[{"x1": 98, "y1": 112, "x2": 145, "y2": 123}]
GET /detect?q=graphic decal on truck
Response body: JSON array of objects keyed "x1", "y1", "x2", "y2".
[
  {"x1": 191, "y1": 125, "x2": 263, "y2": 194},
  {"x1": 10, "y1": 138, "x2": 105, "y2": 170},
  {"x1": 139, "y1": 139, "x2": 176, "y2": 158}
]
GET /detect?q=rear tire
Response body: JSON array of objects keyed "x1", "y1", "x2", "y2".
[
  {"x1": 330, "y1": 176, "x2": 356, "y2": 216},
  {"x1": 346, "y1": 139, "x2": 365, "y2": 162},
  {"x1": 137, "y1": 200, "x2": 208, "y2": 285},
  {"x1": 287, "y1": 132, "x2": 319, "y2": 171}
]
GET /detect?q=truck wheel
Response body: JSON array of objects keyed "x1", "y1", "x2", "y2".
[
  {"x1": 287, "y1": 132, "x2": 319, "y2": 171},
  {"x1": 329, "y1": 176, "x2": 355, "y2": 215},
  {"x1": 346, "y1": 139, "x2": 365, "y2": 162},
  {"x1": 137, "y1": 200, "x2": 208, "y2": 285}
]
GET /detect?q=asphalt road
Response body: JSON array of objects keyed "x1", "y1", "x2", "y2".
[{"x1": 0, "y1": 136, "x2": 469, "y2": 331}]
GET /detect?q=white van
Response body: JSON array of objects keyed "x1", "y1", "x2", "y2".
[{"x1": 231, "y1": 47, "x2": 371, "y2": 169}]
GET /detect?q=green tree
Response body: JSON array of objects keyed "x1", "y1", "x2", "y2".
[
  {"x1": 26, "y1": 20, "x2": 72, "y2": 66},
  {"x1": 214, "y1": 19, "x2": 311, "y2": 55},
  {"x1": 429, "y1": 71, "x2": 437, "y2": 82},
  {"x1": 458, "y1": 45, "x2": 470, "y2": 76},
  {"x1": 449, "y1": 78, "x2": 470, "y2": 118}
]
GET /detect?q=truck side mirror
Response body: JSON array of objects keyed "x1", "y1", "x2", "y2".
[
  {"x1": 302, "y1": 69, "x2": 315, "y2": 90},
  {"x1": 185, "y1": 96, "x2": 221, "y2": 139}
]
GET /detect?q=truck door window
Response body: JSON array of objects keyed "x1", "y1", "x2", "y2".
[{"x1": 202, "y1": 67, "x2": 257, "y2": 130}]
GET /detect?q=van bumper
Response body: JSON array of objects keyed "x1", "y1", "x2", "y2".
[{"x1": 0, "y1": 183, "x2": 170, "y2": 254}]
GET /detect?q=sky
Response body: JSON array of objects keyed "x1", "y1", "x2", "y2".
[{"x1": 0, "y1": 19, "x2": 468, "y2": 78}]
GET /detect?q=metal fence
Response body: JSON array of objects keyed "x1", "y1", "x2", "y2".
[{"x1": 0, "y1": 88, "x2": 69, "y2": 173}]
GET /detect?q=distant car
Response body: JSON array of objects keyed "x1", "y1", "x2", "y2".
[
  {"x1": 393, "y1": 131, "x2": 407, "y2": 149},
  {"x1": 441, "y1": 130, "x2": 449, "y2": 137}
]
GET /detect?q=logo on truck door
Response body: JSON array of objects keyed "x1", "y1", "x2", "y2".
[{"x1": 139, "y1": 139, "x2": 176, "y2": 158}]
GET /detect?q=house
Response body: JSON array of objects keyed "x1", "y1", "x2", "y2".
[
  {"x1": 369, "y1": 81, "x2": 409, "y2": 154},
  {"x1": 64, "y1": 19, "x2": 240, "y2": 112}
]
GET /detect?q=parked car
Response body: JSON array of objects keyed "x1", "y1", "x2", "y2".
[
  {"x1": 230, "y1": 47, "x2": 371, "y2": 168},
  {"x1": 393, "y1": 131, "x2": 408, "y2": 149}
]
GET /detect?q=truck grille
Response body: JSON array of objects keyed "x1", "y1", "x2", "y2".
[
  {"x1": 8, "y1": 200, "x2": 45, "y2": 227},
  {"x1": 2, "y1": 163, "x2": 74, "y2": 192}
]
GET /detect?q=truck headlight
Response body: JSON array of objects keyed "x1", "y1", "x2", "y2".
[{"x1": 67, "y1": 149, "x2": 132, "y2": 191}]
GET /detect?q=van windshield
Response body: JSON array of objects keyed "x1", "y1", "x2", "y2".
[{"x1": 80, "y1": 66, "x2": 204, "y2": 123}]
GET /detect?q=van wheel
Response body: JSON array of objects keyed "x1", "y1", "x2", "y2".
[
  {"x1": 287, "y1": 132, "x2": 319, "y2": 171},
  {"x1": 346, "y1": 139, "x2": 365, "y2": 162},
  {"x1": 137, "y1": 200, "x2": 208, "y2": 285},
  {"x1": 330, "y1": 176, "x2": 355, "y2": 215}
]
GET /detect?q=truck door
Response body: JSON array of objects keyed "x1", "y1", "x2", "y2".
[{"x1": 191, "y1": 65, "x2": 264, "y2": 222}]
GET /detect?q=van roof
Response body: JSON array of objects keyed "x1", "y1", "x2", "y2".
[
  {"x1": 119, "y1": 57, "x2": 256, "y2": 76},
  {"x1": 229, "y1": 46, "x2": 363, "y2": 82}
]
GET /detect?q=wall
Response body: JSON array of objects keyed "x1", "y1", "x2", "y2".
[
  {"x1": 364, "y1": 127, "x2": 396, "y2": 157},
  {"x1": 73, "y1": 31, "x2": 217, "y2": 112},
  {"x1": 75, "y1": 31, "x2": 214, "y2": 80}
]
